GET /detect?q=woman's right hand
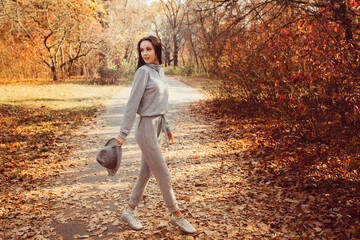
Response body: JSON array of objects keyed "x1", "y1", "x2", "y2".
[{"x1": 116, "y1": 136, "x2": 125, "y2": 147}]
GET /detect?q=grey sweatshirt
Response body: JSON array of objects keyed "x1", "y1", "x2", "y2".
[{"x1": 118, "y1": 63, "x2": 171, "y2": 139}]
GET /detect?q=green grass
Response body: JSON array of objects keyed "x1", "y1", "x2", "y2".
[{"x1": 0, "y1": 83, "x2": 122, "y2": 182}]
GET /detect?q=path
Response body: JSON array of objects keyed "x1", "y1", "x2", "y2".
[{"x1": 51, "y1": 77, "x2": 204, "y2": 239}]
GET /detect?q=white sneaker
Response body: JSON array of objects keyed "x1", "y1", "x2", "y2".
[
  {"x1": 121, "y1": 208, "x2": 143, "y2": 230},
  {"x1": 170, "y1": 214, "x2": 196, "y2": 233}
]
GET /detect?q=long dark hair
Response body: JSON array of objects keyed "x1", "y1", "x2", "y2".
[{"x1": 136, "y1": 36, "x2": 162, "y2": 69}]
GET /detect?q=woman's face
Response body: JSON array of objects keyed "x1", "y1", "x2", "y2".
[{"x1": 140, "y1": 40, "x2": 158, "y2": 65}]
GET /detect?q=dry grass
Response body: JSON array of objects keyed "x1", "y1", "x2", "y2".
[
  {"x1": 0, "y1": 83, "x2": 121, "y2": 109},
  {"x1": 171, "y1": 75, "x2": 222, "y2": 97},
  {"x1": 0, "y1": 82, "x2": 122, "y2": 182}
]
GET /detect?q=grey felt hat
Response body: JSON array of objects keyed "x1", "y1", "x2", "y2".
[{"x1": 96, "y1": 138, "x2": 122, "y2": 176}]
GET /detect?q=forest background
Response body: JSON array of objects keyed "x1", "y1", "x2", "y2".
[
  {"x1": 0, "y1": 0, "x2": 359, "y2": 237},
  {"x1": 1, "y1": 0, "x2": 359, "y2": 180}
]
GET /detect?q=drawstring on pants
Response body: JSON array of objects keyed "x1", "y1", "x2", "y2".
[{"x1": 141, "y1": 114, "x2": 170, "y2": 148}]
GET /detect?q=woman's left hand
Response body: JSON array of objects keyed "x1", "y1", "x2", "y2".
[
  {"x1": 116, "y1": 136, "x2": 125, "y2": 147},
  {"x1": 167, "y1": 132, "x2": 174, "y2": 145}
]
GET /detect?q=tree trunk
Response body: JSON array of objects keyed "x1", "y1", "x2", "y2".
[
  {"x1": 123, "y1": 44, "x2": 129, "y2": 60},
  {"x1": 51, "y1": 66, "x2": 58, "y2": 81},
  {"x1": 165, "y1": 48, "x2": 171, "y2": 67},
  {"x1": 173, "y1": 35, "x2": 178, "y2": 67},
  {"x1": 186, "y1": 13, "x2": 199, "y2": 68},
  {"x1": 335, "y1": 1, "x2": 353, "y2": 43},
  {"x1": 68, "y1": 61, "x2": 73, "y2": 79}
]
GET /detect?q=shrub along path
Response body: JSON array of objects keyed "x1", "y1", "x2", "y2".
[{"x1": 1, "y1": 77, "x2": 359, "y2": 239}]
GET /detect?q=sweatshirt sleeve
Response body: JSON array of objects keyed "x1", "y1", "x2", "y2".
[
  {"x1": 118, "y1": 68, "x2": 148, "y2": 139},
  {"x1": 164, "y1": 115, "x2": 172, "y2": 134}
]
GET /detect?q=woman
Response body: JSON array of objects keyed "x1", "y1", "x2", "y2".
[{"x1": 115, "y1": 36, "x2": 195, "y2": 234}]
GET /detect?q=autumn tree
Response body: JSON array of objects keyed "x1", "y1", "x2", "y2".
[
  {"x1": 0, "y1": 0, "x2": 106, "y2": 81},
  {"x1": 104, "y1": 0, "x2": 155, "y2": 67},
  {"x1": 159, "y1": 0, "x2": 186, "y2": 67},
  {"x1": 153, "y1": 13, "x2": 173, "y2": 67}
]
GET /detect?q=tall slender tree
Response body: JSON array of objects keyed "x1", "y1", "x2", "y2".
[{"x1": 160, "y1": 0, "x2": 186, "y2": 67}]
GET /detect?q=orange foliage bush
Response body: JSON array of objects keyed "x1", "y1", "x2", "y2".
[{"x1": 191, "y1": 0, "x2": 360, "y2": 173}]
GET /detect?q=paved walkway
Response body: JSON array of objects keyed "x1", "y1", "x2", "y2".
[{"x1": 52, "y1": 77, "x2": 203, "y2": 239}]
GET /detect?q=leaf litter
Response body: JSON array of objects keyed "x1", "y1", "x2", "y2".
[{"x1": 1, "y1": 100, "x2": 359, "y2": 239}]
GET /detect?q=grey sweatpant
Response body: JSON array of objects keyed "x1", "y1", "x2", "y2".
[{"x1": 129, "y1": 115, "x2": 179, "y2": 213}]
